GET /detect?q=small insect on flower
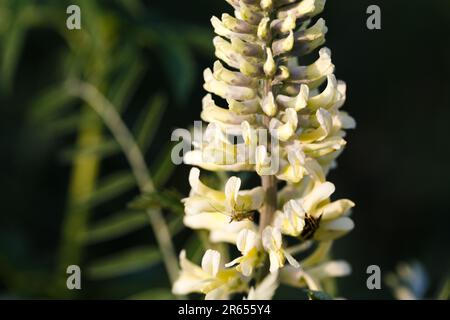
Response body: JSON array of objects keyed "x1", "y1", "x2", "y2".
[
  {"x1": 300, "y1": 213, "x2": 322, "y2": 240},
  {"x1": 209, "y1": 201, "x2": 257, "y2": 223},
  {"x1": 230, "y1": 206, "x2": 257, "y2": 223},
  {"x1": 212, "y1": 174, "x2": 264, "y2": 223}
]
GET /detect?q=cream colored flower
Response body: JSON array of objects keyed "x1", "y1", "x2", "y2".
[
  {"x1": 276, "y1": 84, "x2": 309, "y2": 111},
  {"x1": 262, "y1": 226, "x2": 300, "y2": 273},
  {"x1": 275, "y1": 180, "x2": 355, "y2": 241},
  {"x1": 184, "y1": 211, "x2": 256, "y2": 244},
  {"x1": 173, "y1": 249, "x2": 244, "y2": 299},
  {"x1": 307, "y1": 74, "x2": 346, "y2": 111},
  {"x1": 201, "y1": 94, "x2": 258, "y2": 134},
  {"x1": 276, "y1": 144, "x2": 308, "y2": 183},
  {"x1": 225, "y1": 228, "x2": 261, "y2": 276},
  {"x1": 184, "y1": 122, "x2": 256, "y2": 172},
  {"x1": 183, "y1": 167, "x2": 264, "y2": 220},
  {"x1": 286, "y1": 47, "x2": 334, "y2": 89},
  {"x1": 182, "y1": 167, "x2": 262, "y2": 243},
  {"x1": 255, "y1": 145, "x2": 274, "y2": 176},
  {"x1": 276, "y1": 199, "x2": 306, "y2": 237},
  {"x1": 269, "y1": 108, "x2": 298, "y2": 142}
]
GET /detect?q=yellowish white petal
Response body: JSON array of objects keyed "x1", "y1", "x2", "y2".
[
  {"x1": 202, "y1": 249, "x2": 221, "y2": 277},
  {"x1": 247, "y1": 272, "x2": 279, "y2": 300}
]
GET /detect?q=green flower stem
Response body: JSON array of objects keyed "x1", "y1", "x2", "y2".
[
  {"x1": 57, "y1": 106, "x2": 102, "y2": 296},
  {"x1": 66, "y1": 79, "x2": 180, "y2": 285}
]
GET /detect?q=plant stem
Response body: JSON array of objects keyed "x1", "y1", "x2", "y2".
[
  {"x1": 259, "y1": 57, "x2": 277, "y2": 232},
  {"x1": 260, "y1": 175, "x2": 277, "y2": 232},
  {"x1": 66, "y1": 79, "x2": 180, "y2": 285},
  {"x1": 57, "y1": 107, "x2": 102, "y2": 296}
]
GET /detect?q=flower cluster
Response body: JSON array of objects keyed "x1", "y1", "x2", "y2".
[{"x1": 173, "y1": 0, "x2": 356, "y2": 299}]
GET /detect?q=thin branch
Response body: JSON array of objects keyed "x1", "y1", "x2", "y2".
[{"x1": 66, "y1": 79, "x2": 180, "y2": 285}]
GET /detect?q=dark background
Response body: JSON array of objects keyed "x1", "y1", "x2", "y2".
[{"x1": 0, "y1": 0, "x2": 449, "y2": 299}]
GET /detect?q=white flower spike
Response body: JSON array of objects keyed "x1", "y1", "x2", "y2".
[{"x1": 174, "y1": 0, "x2": 356, "y2": 300}]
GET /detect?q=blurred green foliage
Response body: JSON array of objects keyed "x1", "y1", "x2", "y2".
[{"x1": 0, "y1": 0, "x2": 212, "y2": 299}]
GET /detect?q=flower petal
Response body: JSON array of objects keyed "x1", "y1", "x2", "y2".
[
  {"x1": 202, "y1": 249, "x2": 221, "y2": 277},
  {"x1": 225, "y1": 176, "x2": 241, "y2": 207}
]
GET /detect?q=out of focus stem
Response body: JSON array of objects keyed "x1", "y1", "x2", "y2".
[
  {"x1": 66, "y1": 80, "x2": 180, "y2": 286},
  {"x1": 57, "y1": 106, "x2": 102, "y2": 297}
]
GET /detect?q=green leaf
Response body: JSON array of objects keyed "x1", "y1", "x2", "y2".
[
  {"x1": 306, "y1": 290, "x2": 333, "y2": 300},
  {"x1": 1, "y1": 7, "x2": 27, "y2": 93},
  {"x1": 134, "y1": 94, "x2": 167, "y2": 153},
  {"x1": 168, "y1": 214, "x2": 184, "y2": 235},
  {"x1": 83, "y1": 210, "x2": 148, "y2": 244},
  {"x1": 116, "y1": 0, "x2": 146, "y2": 18},
  {"x1": 27, "y1": 85, "x2": 75, "y2": 124},
  {"x1": 151, "y1": 143, "x2": 176, "y2": 188},
  {"x1": 88, "y1": 247, "x2": 161, "y2": 280},
  {"x1": 109, "y1": 56, "x2": 146, "y2": 113},
  {"x1": 60, "y1": 139, "x2": 120, "y2": 162},
  {"x1": 182, "y1": 26, "x2": 214, "y2": 56},
  {"x1": 82, "y1": 172, "x2": 136, "y2": 209},
  {"x1": 127, "y1": 288, "x2": 174, "y2": 300},
  {"x1": 437, "y1": 277, "x2": 450, "y2": 300},
  {"x1": 40, "y1": 114, "x2": 82, "y2": 136},
  {"x1": 159, "y1": 34, "x2": 196, "y2": 105},
  {"x1": 129, "y1": 190, "x2": 184, "y2": 216},
  {"x1": 185, "y1": 234, "x2": 204, "y2": 264}
]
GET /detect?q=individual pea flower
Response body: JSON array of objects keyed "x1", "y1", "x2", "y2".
[
  {"x1": 275, "y1": 180, "x2": 355, "y2": 241},
  {"x1": 225, "y1": 228, "x2": 262, "y2": 276},
  {"x1": 183, "y1": 167, "x2": 265, "y2": 222},
  {"x1": 172, "y1": 249, "x2": 245, "y2": 299},
  {"x1": 201, "y1": 94, "x2": 260, "y2": 134},
  {"x1": 182, "y1": 167, "x2": 263, "y2": 243},
  {"x1": 275, "y1": 142, "x2": 310, "y2": 183},
  {"x1": 262, "y1": 226, "x2": 300, "y2": 273},
  {"x1": 278, "y1": 240, "x2": 352, "y2": 293},
  {"x1": 184, "y1": 122, "x2": 255, "y2": 172}
]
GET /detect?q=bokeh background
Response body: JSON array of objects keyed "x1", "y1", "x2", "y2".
[{"x1": 0, "y1": 0, "x2": 449, "y2": 299}]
